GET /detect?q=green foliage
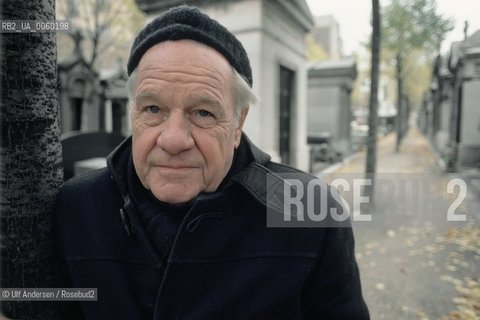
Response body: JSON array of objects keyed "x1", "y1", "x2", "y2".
[
  {"x1": 305, "y1": 34, "x2": 329, "y2": 61},
  {"x1": 381, "y1": 0, "x2": 453, "y2": 108},
  {"x1": 382, "y1": 0, "x2": 454, "y2": 55},
  {"x1": 403, "y1": 51, "x2": 432, "y2": 107}
]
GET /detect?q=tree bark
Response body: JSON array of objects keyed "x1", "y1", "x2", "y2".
[
  {"x1": 0, "y1": 0, "x2": 63, "y2": 318},
  {"x1": 395, "y1": 52, "x2": 403, "y2": 152},
  {"x1": 364, "y1": 0, "x2": 381, "y2": 209}
]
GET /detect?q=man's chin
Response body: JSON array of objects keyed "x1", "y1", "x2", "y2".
[{"x1": 149, "y1": 185, "x2": 200, "y2": 204}]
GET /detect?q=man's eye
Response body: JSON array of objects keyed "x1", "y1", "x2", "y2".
[
  {"x1": 191, "y1": 109, "x2": 216, "y2": 128},
  {"x1": 196, "y1": 110, "x2": 213, "y2": 117},
  {"x1": 146, "y1": 105, "x2": 160, "y2": 113}
]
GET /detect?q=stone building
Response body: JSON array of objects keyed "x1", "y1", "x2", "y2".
[
  {"x1": 57, "y1": 44, "x2": 97, "y2": 133},
  {"x1": 307, "y1": 58, "x2": 357, "y2": 159},
  {"x1": 135, "y1": 0, "x2": 314, "y2": 171},
  {"x1": 57, "y1": 34, "x2": 130, "y2": 137},
  {"x1": 57, "y1": 35, "x2": 130, "y2": 178},
  {"x1": 425, "y1": 29, "x2": 480, "y2": 170}
]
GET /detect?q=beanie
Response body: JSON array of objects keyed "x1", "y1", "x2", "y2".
[{"x1": 127, "y1": 5, "x2": 253, "y2": 87}]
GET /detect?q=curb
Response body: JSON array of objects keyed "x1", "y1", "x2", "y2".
[{"x1": 315, "y1": 151, "x2": 363, "y2": 178}]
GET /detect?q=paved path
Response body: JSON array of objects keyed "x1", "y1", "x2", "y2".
[{"x1": 318, "y1": 128, "x2": 480, "y2": 320}]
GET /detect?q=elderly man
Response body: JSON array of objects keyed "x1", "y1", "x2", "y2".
[{"x1": 53, "y1": 5, "x2": 369, "y2": 320}]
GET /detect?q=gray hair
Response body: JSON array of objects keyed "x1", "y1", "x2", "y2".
[{"x1": 127, "y1": 67, "x2": 257, "y2": 122}]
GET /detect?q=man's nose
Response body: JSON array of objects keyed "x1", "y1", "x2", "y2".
[{"x1": 156, "y1": 111, "x2": 194, "y2": 155}]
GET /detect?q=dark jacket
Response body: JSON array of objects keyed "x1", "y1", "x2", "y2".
[{"x1": 53, "y1": 134, "x2": 369, "y2": 319}]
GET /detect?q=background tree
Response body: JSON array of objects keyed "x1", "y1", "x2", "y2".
[
  {"x1": 56, "y1": 0, "x2": 145, "y2": 71},
  {"x1": 403, "y1": 52, "x2": 433, "y2": 108},
  {"x1": 305, "y1": 34, "x2": 329, "y2": 61},
  {"x1": 0, "y1": 0, "x2": 63, "y2": 319},
  {"x1": 364, "y1": 0, "x2": 381, "y2": 207},
  {"x1": 381, "y1": 0, "x2": 453, "y2": 151}
]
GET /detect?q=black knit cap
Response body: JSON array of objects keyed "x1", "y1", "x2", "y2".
[{"x1": 127, "y1": 5, "x2": 253, "y2": 87}]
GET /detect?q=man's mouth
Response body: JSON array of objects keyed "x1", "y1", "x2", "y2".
[{"x1": 156, "y1": 165, "x2": 197, "y2": 170}]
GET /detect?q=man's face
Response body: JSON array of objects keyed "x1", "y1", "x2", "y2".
[{"x1": 131, "y1": 40, "x2": 247, "y2": 204}]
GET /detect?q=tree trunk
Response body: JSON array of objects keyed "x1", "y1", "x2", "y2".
[
  {"x1": 0, "y1": 0, "x2": 63, "y2": 319},
  {"x1": 395, "y1": 52, "x2": 403, "y2": 151},
  {"x1": 364, "y1": 0, "x2": 381, "y2": 210}
]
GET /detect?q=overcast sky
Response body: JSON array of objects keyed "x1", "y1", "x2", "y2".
[{"x1": 305, "y1": 0, "x2": 480, "y2": 55}]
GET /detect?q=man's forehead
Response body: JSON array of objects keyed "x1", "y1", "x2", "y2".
[
  {"x1": 135, "y1": 88, "x2": 223, "y2": 104},
  {"x1": 139, "y1": 40, "x2": 232, "y2": 69}
]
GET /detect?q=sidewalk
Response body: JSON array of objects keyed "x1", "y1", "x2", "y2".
[{"x1": 320, "y1": 128, "x2": 480, "y2": 320}]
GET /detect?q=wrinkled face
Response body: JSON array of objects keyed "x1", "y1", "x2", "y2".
[{"x1": 131, "y1": 40, "x2": 247, "y2": 204}]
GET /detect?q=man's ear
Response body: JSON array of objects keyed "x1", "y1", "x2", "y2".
[{"x1": 234, "y1": 107, "x2": 249, "y2": 148}]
